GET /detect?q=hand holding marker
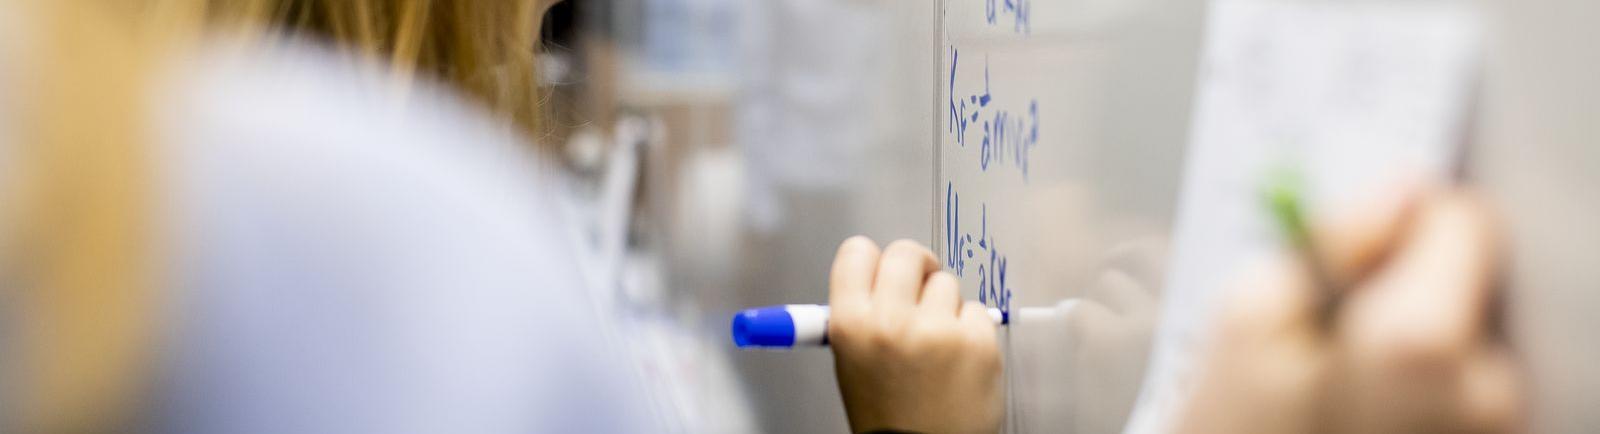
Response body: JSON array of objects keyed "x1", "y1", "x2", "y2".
[
  {"x1": 731, "y1": 238, "x2": 1008, "y2": 349},
  {"x1": 801, "y1": 239, "x2": 1008, "y2": 434},
  {"x1": 732, "y1": 304, "x2": 1007, "y2": 348}
]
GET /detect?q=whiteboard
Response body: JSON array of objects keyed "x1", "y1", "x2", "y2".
[{"x1": 933, "y1": 0, "x2": 1207, "y2": 432}]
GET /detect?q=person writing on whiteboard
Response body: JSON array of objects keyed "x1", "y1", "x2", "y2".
[{"x1": 6, "y1": 1, "x2": 660, "y2": 432}]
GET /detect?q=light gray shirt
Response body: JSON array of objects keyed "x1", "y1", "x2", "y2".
[{"x1": 153, "y1": 44, "x2": 655, "y2": 434}]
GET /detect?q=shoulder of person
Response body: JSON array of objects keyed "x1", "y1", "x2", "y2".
[
  {"x1": 150, "y1": 39, "x2": 659, "y2": 434},
  {"x1": 155, "y1": 38, "x2": 560, "y2": 195}
]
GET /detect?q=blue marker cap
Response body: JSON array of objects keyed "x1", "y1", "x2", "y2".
[
  {"x1": 732, "y1": 305, "x2": 832, "y2": 348},
  {"x1": 731, "y1": 307, "x2": 797, "y2": 348}
]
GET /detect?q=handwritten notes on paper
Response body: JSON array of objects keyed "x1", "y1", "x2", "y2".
[{"x1": 1126, "y1": 2, "x2": 1481, "y2": 432}]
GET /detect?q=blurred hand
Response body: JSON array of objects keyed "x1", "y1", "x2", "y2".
[
  {"x1": 829, "y1": 237, "x2": 1003, "y2": 434},
  {"x1": 1180, "y1": 187, "x2": 1522, "y2": 434}
]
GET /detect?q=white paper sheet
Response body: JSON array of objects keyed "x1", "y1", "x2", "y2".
[{"x1": 1126, "y1": 1, "x2": 1480, "y2": 432}]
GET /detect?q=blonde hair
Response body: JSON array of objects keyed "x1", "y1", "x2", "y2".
[
  {"x1": 5, "y1": 1, "x2": 550, "y2": 432},
  {"x1": 204, "y1": 0, "x2": 550, "y2": 140}
]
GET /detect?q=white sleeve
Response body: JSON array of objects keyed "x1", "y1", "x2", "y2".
[{"x1": 155, "y1": 44, "x2": 657, "y2": 434}]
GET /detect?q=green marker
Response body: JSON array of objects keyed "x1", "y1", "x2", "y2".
[{"x1": 1263, "y1": 166, "x2": 1343, "y2": 326}]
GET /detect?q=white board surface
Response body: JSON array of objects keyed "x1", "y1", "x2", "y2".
[{"x1": 934, "y1": 0, "x2": 1206, "y2": 432}]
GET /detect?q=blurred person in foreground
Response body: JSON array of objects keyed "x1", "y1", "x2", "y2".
[
  {"x1": 6, "y1": 1, "x2": 652, "y2": 433},
  {"x1": 0, "y1": 1, "x2": 1007, "y2": 433}
]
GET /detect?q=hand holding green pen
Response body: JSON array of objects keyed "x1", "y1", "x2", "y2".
[
  {"x1": 1263, "y1": 167, "x2": 1345, "y2": 327},
  {"x1": 1180, "y1": 173, "x2": 1522, "y2": 434}
]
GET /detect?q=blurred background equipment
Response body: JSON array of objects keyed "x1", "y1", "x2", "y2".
[
  {"x1": 550, "y1": 1, "x2": 935, "y2": 432},
  {"x1": 549, "y1": 0, "x2": 1600, "y2": 433}
]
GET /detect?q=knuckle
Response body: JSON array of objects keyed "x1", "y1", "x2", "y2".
[
  {"x1": 928, "y1": 321, "x2": 966, "y2": 345},
  {"x1": 866, "y1": 316, "x2": 907, "y2": 348},
  {"x1": 963, "y1": 328, "x2": 997, "y2": 352},
  {"x1": 873, "y1": 330, "x2": 913, "y2": 357},
  {"x1": 837, "y1": 235, "x2": 879, "y2": 255},
  {"x1": 960, "y1": 300, "x2": 988, "y2": 314},
  {"x1": 901, "y1": 330, "x2": 939, "y2": 354},
  {"x1": 910, "y1": 324, "x2": 963, "y2": 355},
  {"x1": 884, "y1": 239, "x2": 931, "y2": 260},
  {"x1": 885, "y1": 238, "x2": 923, "y2": 251},
  {"x1": 927, "y1": 271, "x2": 959, "y2": 290}
]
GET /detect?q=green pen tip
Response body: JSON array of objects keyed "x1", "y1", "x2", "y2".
[{"x1": 1263, "y1": 165, "x2": 1312, "y2": 247}]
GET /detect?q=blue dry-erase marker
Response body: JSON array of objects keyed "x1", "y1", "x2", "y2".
[{"x1": 731, "y1": 304, "x2": 1008, "y2": 349}]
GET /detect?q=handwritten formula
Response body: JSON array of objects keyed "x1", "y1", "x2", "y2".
[
  {"x1": 986, "y1": 0, "x2": 1032, "y2": 34},
  {"x1": 942, "y1": 0, "x2": 1043, "y2": 314},
  {"x1": 948, "y1": 47, "x2": 1041, "y2": 180},
  {"x1": 943, "y1": 182, "x2": 1014, "y2": 315}
]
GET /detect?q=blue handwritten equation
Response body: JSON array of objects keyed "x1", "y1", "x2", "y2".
[
  {"x1": 944, "y1": 182, "x2": 1014, "y2": 314},
  {"x1": 948, "y1": 48, "x2": 1041, "y2": 179},
  {"x1": 986, "y1": 0, "x2": 1031, "y2": 34}
]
